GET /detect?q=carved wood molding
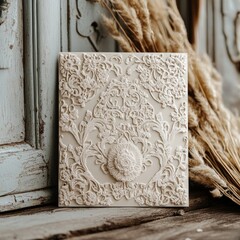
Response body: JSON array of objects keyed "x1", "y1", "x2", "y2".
[
  {"x1": 221, "y1": 0, "x2": 240, "y2": 70},
  {"x1": 76, "y1": 0, "x2": 108, "y2": 51},
  {"x1": 0, "y1": 0, "x2": 10, "y2": 25}
]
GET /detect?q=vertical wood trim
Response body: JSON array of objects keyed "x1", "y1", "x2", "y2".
[
  {"x1": 60, "y1": 0, "x2": 69, "y2": 52},
  {"x1": 0, "y1": 1, "x2": 25, "y2": 144},
  {"x1": 176, "y1": 0, "x2": 202, "y2": 48},
  {"x1": 36, "y1": 0, "x2": 61, "y2": 186},
  {"x1": 23, "y1": 0, "x2": 38, "y2": 148},
  {"x1": 196, "y1": 0, "x2": 207, "y2": 54},
  {"x1": 212, "y1": 0, "x2": 240, "y2": 111},
  {"x1": 25, "y1": 0, "x2": 61, "y2": 152},
  {"x1": 206, "y1": 0, "x2": 215, "y2": 60},
  {"x1": 33, "y1": 0, "x2": 41, "y2": 149}
]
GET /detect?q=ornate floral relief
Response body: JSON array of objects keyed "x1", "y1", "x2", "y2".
[
  {"x1": 59, "y1": 53, "x2": 122, "y2": 107},
  {"x1": 93, "y1": 76, "x2": 155, "y2": 125},
  {"x1": 59, "y1": 53, "x2": 188, "y2": 207},
  {"x1": 127, "y1": 54, "x2": 187, "y2": 108}
]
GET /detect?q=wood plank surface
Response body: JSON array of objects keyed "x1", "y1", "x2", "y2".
[
  {"x1": 0, "y1": 189, "x2": 53, "y2": 212},
  {"x1": 74, "y1": 202, "x2": 240, "y2": 240},
  {"x1": 1, "y1": 191, "x2": 239, "y2": 240}
]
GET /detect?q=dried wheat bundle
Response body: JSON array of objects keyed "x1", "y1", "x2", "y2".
[{"x1": 96, "y1": 0, "x2": 240, "y2": 205}]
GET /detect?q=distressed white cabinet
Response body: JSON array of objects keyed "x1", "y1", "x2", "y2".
[
  {"x1": 197, "y1": 0, "x2": 240, "y2": 112},
  {"x1": 177, "y1": 0, "x2": 240, "y2": 112},
  {"x1": 0, "y1": 1, "x2": 24, "y2": 145},
  {"x1": 0, "y1": 0, "x2": 115, "y2": 212}
]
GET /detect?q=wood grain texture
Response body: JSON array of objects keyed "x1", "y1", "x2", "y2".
[
  {"x1": 0, "y1": 188, "x2": 53, "y2": 212},
  {"x1": 0, "y1": 146, "x2": 47, "y2": 199},
  {"x1": 0, "y1": 191, "x2": 239, "y2": 240},
  {"x1": 0, "y1": 191, "x2": 210, "y2": 240},
  {"x1": 74, "y1": 204, "x2": 240, "y2": 240}
]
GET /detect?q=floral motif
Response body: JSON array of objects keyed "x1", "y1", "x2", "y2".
[
  {"x1": 93, "y1": 77, "x2": 155, "y2": 125},
  {"x1": 130, "y1": 54, "x2": 187, "y2": 108},
  {"x1": 111, "y1": 182, "x2": 125, "y2": 200},
  {"x1": 107, "y1": 142, "x2": 143, "y2": 182},
  {"x1": 59, "y1": 53, "x2": 122, "y2": 107},
  {"x1": 60, "y1": 53, "x2": 81, "y2": 77},
  {"x1": 59, "y1": 100, "x2": 78, "y2": 129},
  {"x1": 59, "y1": 53, "x2": 188, "y2": 207},
  {"x1": 171, "y1": 102, "x2": 187, "y2": 129},
  {"x1": 59, "y1": 185, "x2": 75, "y2": 206},
  {"x1": 83, "y1": 191, "x2": 98, "y2": 206}
]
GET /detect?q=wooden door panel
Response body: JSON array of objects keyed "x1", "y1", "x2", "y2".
[
  {"x1": 0, "y1": 1, "x2": 25, "y2": 145},
  {"x1": 0, "y1": 0, "x2": 115, "y2": 212},
  {"x1": 0, "y1": 146, "x2": 47, "y2": 196},
  {"x1": 0, "y1": 0, "x2": 60, "y2": 212}
]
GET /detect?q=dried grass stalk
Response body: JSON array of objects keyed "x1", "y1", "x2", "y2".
[
  {"x1": 97, "y1": 0, "x2": 240, "y2": 205},
  {"x1": 102, "y1": 16, "x2": 134, "y2": 52}
]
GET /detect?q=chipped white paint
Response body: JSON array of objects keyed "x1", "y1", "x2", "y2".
[
  {"x1": 59, "y1": 52, "x2": 188, "y2": 207},
  {"x1": 0, "y1": 146, "x2": 47, "y2": 197},
  {"x1": 0, "y1": 0, "x2": 116, "y2": 212},
  {"x1": 0, "y1": 189, "x2": 52, "y2": 212},
  {"x1": 0, "y1": 0, "x2": 16, "y2": 69},
  {"x1": 0, "y1": 0, "x2": 61, "y2": 212},
  {"x1": 0, "y1": 0, "x2": 25, "y2": 144}
]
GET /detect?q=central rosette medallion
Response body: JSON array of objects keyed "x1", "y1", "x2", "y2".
[{"x1": 107, "y1": 142, "x2": 143, "y2": 182}]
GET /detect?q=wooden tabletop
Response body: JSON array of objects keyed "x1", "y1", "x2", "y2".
[{"x1": 0, "y1": 189, "x2": 239, "y2": 240}]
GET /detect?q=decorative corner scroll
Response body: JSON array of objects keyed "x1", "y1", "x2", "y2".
[{"x1": 75, "y1": 0, "x2": 109, "y2": 51}]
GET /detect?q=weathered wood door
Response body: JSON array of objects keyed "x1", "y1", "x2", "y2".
[
  {"x1": 178, "y1": 0, "x2": 240, "y2": 112},
  {"x1": 0, "y1": 0, "x2": 115, "y2": 212},
  {"x1": 197, "y1": 0, "x2": 240, "y2": 112}
]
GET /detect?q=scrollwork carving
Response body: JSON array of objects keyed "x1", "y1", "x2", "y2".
[{"x1": 76, "y1": 0, "x2": 110, "y2": 51}]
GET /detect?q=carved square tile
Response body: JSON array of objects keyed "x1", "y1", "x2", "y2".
[{"x1": 58, "y1": 52, "x2": 188, "y2": 207}]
